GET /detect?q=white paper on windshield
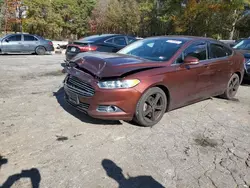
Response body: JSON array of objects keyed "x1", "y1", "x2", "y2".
[
  {"x1": 166, "y1": 40, "x2": 182, "y2": 44},
  {"x1": 147, "y1": 43, "x2": 154, "y2": 47}
]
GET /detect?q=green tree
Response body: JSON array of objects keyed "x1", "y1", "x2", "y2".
[
  {"x1": 0, "y1": 0, "x2": 5, "y2": 34},
  {"x1": 173, "y1": 0, "x2": 250, "y2": 39},
  {"x1": 23, "y1": 0, "x2": 95, "y2": 40},
  {"x1": 89, "y1": 0, "x2": 140, "y2": 35}
]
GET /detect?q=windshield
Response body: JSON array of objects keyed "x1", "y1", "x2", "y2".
[
  {"x1": 118, "y1": 38, "x2": 186, "y2": 61},
  {"x1": 233, "y1": 39, "x2": 250, "y2": 50}
]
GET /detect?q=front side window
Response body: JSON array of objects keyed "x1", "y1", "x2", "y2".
[
  {"x1": 118, "y1": 38, "x2": 186, "y2": 62},
  {"x1": 210, "y1": 44, "x2": 228, "y2": 58},
  {"x1": 175, "y1": 42, "x2": 207, "y2": 64},
  {"x1": 184, "y1": 43, "x2": 207, "y2": 60},
  {"x1": 113, "y1": 37, "x2": 127, "y2": 46},
  {"x1": 6, "y1": 35, "x2": 22, "y2": 42}
]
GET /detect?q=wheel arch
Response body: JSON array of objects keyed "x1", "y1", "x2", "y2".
[
  {"x1": 154, "y1": 85, "x2": 171, "y2": 112},
  {"x1": 35, "y1": 45, "x2": 47, "y2": 51},
  {"x1": 234, "y1": 71, "x2": 242, "y2": 82}
]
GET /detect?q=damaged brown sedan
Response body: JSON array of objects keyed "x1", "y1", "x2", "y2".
[{"x1": 63, "y1": 36, "x2": 244, "y2": 127}]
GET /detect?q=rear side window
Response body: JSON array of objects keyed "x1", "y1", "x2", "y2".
[
  {"x1": 113, "y1": 37, "x2": 127, "y2": 46},
  {"x1": 210, "y1": 43, "x2": 231, "y2": 58},
  {"x1": 105, "y1": 38, "x2": 113, "y2": 44},
  {"x1": 24, "y1": 35, "x2": 38, "y2": 41},
  {"x1": 127, "y1": 37, "x2": 137, "y2": 44},
  {"x1": 7, "y1": 35, "x2": 22, "y2": 42}
]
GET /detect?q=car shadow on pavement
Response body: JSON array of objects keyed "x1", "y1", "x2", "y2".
[
  {"x1": 102, "y1": 159, "x2": 165, "y2": 188},
  {"x1": 0, "y1": 54, "x2": 35, "y2": 56},
  {"x1": 0, "y1": 156, "x2": 41, "y2": 188},
  {"x1": 241, "y1": 79, "x2": 250, "y2": 86},
  {"x1": 53, "y1": 87, "x2": 122, "y2": 125},
  {"x1": 0, "y1": 155, "x2": 8, "y2": 169}
]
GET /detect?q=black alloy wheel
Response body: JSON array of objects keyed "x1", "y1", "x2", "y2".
[{"x1": 134, "y1": 87, "x2": 167, "y2": 127}]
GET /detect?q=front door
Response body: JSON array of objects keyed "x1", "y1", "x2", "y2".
[
  {"x1": 2, "y1": 34, "x2": 23, "y2": 53},
  {"x1": 170, "y1": 41, "x2": 209, "y2": 107}
]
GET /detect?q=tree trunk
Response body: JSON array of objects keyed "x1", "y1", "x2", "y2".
[
  {"x1": 229, "y1": 10, "x2": 238, "y2": 40},
  {"x1": 229, "y1": 24, "x2": 235, "y2": 40}
]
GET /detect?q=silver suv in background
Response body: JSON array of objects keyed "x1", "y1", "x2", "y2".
[{"x1": 0, "y1": 33, "x2": 54, "y2": 55}]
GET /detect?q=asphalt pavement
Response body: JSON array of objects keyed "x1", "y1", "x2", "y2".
[{"x1": 0, "y1": 55, "x2": 250, "y2": 188}]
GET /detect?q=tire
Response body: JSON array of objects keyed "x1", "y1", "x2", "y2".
[
  {"x1": 35, "y1": 46, "x2": 46, "y2": 55},
  {"x1": 220, "y1": 73, "x2": 240, "y2": 100},
  {"x1": 134, "y1": 87, "x2": 167, "y2": 127}
]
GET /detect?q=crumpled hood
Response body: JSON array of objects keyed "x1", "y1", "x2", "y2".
[{"x1": 67, "y1": 52, "x2": 164, "y2": 78}]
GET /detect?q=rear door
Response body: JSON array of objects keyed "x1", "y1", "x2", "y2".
[
  {"x1": 206, "y1": 42, "x2": 233, "y2": 95},
  {"x1": 23, "y1": 35, "x2": 40, "y2": 52},
  {"x1": 2, "y1": 34, "x2": 23, "y2": 53}
]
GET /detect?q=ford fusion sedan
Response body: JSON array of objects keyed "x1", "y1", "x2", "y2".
[
  {"x1": 63, "y1": 36, "x2": 244, "y2": 127},
  {"x1": 233, "y1": 38, "x2": 250, "y2": 80},
  {"x1": 0, "y1": 33, "x2": 54, "y2": 55},
  {"x1": 66, "y1": 34, "x2": 137, "y2": 61}
]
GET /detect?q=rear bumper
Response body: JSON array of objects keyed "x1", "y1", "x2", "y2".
[
  {"x1": 45, "y1": 45, "x2": 54, "y2": 52},
  {"x1": 64, "y1": 84, "x2": 142, "y2": 121}
]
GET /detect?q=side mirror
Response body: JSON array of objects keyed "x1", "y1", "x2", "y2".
[
  {"x1": 183, "y1": 56, "x2": 199, "y2": 65},
  {"x1": 5, "y1": 39, "x2": 9, "y2": 43}
]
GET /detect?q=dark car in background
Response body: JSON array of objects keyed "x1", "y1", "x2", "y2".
[
  {"x1": 233, "y1": 38, "x2": 250, "y2": 80},
  {"x1": 66, "y1": 34, "x2": 138, "y2": 61},
  {"x1": 0, "y1": 33, "x2": 54, "y2": 55}
]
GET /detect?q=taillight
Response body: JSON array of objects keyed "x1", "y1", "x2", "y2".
[
  {"x1": 79, "y1": 45, "x2": 98, "y2": 52},
  {"x1": 48, "y1": 41, "x2": 53, "y2": 46}
]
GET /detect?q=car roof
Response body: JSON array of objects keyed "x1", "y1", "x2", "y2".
[
  {"x1": 146, "y1": 35, "x2": 214, "y2": 41},
  {"x1": 79, "y1": 34, "x2": 121, "y2": 41}
]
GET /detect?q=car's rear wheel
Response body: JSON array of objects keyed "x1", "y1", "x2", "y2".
[
  {"x1": 134, "y1": 87, "x2": 167, "y2": 127},
  {"x1": 35, "y1": 46, "x2": 46, "y2": 55},
  {"x1": 220, "y1": 73, "x2": 240, "y2": 100}
]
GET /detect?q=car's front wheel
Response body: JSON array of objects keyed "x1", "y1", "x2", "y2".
[
  {"x1": 221, "y1": 73, "x2": 240, "y2": 100},
  {"x1": 134, "y1": 87, "x2": 167, "y2": 127}
]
